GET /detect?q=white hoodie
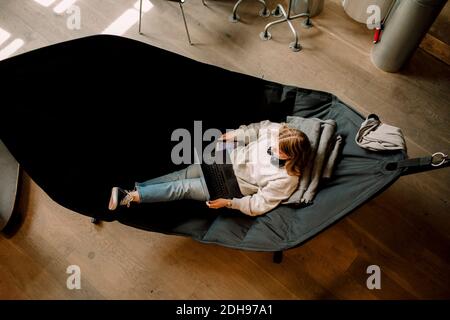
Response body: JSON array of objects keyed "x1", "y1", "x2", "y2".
[{"x1": 229, "y1": 120, "x2": 299, "y2": 216}]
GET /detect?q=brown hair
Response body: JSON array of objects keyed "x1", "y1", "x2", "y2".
[{"x1": 278, "y1": 124, "x2": 311, "y2": 177}]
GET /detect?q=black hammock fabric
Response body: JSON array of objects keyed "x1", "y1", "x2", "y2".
[{"x1": 0, "y1": 35, "x2": 406, "y2": 251}]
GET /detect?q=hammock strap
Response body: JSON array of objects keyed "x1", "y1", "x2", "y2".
[{"x1": 386, "y1": 152, "x2": 449, "y2": 176}]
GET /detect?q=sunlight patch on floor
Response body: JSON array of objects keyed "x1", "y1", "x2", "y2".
[
  {"x1": 101, "y1": 1, "x2": 154, "y2": 36},
  {"x1": 0, "y1": 38, "x2": 25, "y2": 61}
]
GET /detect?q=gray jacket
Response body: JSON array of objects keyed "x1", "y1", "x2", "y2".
[{"x1": 355, "y1": 114, "x2": 406, "y2": 152}]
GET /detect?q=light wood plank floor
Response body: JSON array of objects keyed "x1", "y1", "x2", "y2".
[{"x1": 0, "y1": 0, "x2": 449, "y2": 299}]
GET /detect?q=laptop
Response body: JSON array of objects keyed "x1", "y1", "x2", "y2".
[{"x1": 194, "y1": 145, "x2": 243, "y2": 200}]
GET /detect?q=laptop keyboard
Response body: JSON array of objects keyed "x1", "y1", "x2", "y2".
[{"x1": 203, "y1": 163, "x2": 228, "y2": 199}]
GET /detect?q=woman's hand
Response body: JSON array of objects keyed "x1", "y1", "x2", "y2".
[
  {"x1": 219, "y1": 131, "x2": 236, "y2": 141},
  {"x1": 206, "y1": 198, "x2": 231, "y2": 209}
]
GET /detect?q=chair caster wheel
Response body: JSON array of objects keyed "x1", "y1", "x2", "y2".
[
  {"x1": 302, "y1": 18, "x2": 313, "y2": 29},
  {"x1": 289, "y1": 42, "x2": 302, "y2": 52},
  {"x1": 272, "y1": 7, "x2": 282, "y2": 17},
  {"x1": 229, "y1": 14, "x2": 240, "y2": 23},
  {"x1": 91, "y1": 218, "x2": 100, "y2": 224},
  {"x1": 259, "y1": 8, "x2": 270, "y2": 18},
  {"x1": 260, "y1": 31, "x2": 271, "y2": 41}
]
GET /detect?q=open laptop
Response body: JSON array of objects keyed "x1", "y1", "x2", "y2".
[{"x1": 194, "y1": 145, "x2": 243, "y2": 200}]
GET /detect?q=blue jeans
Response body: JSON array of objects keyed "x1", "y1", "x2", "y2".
[{"x1": 135, "y1": 164, "x2": 210, "y2": 203}]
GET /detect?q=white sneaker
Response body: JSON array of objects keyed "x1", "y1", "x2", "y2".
[{"x1": 108, "y1": 187, "x2": 133, "y2": 210}]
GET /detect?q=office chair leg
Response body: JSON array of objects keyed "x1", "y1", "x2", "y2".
[
  {"x1": 286, "y1": 18, "x2": 301, "y2": 52},
  {"x1": 302, "y1": 15, "x2": 313, "y2": 29},
  {"x1": 138, "y1": 0, "x2": 143, "y2": 34},
  {"x1": 229, "y1": 0, "x2": 244, "y2": 23},
  {"x1": 259, "y1": 4, "x2": 287, "y2": 41},
  {"x1": 179, "y1": 3, "x2": 192, "y2": 45},
  {"x1": 201, "y1": 0, "x2": 207, "y2": 6},
  {"x1": 229, "y1": 0, "x2": 269, "y2": 23},
  {"x1": 257, "y1": 0, "x2": 270, "y2": 17},
  {"x1": 260, "y1": 0, "x2": 311, "y2": 52}
]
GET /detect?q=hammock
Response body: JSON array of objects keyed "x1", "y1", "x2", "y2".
[{"x1": 0, "y1": 35, "x2": 447, "y2": 256}]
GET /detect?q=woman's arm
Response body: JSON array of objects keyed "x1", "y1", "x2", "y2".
[
  {"x1": 206, "y1": 198, "x2": 232, "y2": 209},
  {"x1": 220, "y1": 120, "x2": 274, "y2": 144},
  {"x1": 231, "y1": 176, "x2": 298, "y2": 216}
]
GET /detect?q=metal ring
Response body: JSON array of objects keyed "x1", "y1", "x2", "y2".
[{"x1": 431, "y1": 152, "x2": 447, "y2": 167}]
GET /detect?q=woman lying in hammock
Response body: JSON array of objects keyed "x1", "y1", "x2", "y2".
[{"x1": 108, "y1": 121, "x2": 311, "y2": 216}]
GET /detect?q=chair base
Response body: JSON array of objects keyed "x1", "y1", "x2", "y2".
[{"x1": 261, "y1": 0, "x2": 312, "y2": 52}]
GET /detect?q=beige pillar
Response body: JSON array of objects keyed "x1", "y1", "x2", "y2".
[
  {"x1": 371, "y1": 0, "x2": 447, "y2": 72},
  {"x1": 343, "y1": 0, "x2": 395, "y2": 24}
]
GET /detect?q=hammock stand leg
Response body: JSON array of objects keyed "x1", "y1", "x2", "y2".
[{"x1": 273, "y1": 250, "x2": 283, "y2": 264}]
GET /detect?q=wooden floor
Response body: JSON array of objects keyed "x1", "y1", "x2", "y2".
[{"x1": 0, "y1": 0, "x2": 449, "y2": 299}]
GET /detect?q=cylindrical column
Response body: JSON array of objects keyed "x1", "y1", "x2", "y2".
[
  {"x1": 371, "y1": 0, "x2": 447, "y2": 72},
  {"x1": 343, "y1": 0, "x2": 395, "y2": 24},
  {"x1": 292, "y1": 0, "x2": 325, "y2": 17}
]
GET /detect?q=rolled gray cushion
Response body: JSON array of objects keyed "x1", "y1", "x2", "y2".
[
  {"x1": 303, "y1": 119, "x2": 337, "y2": 203},
  {"x1": 285, "y1": 116, "x2": 322, "y2": 203},
  {"x1": 322, "y1": 135, "x2": 343, "y2": 179},
  {"x1": 284, "y1": 116, "x2": 340, "y2": 205}
]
